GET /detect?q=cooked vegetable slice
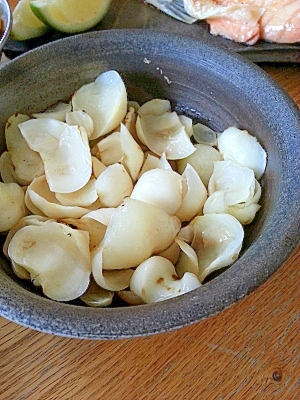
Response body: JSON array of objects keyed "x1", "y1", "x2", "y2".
[
  {"x1": 8, "y1": 221, "x2": 91, "y2": 302},
  {"x1": 66, "y1": 110, "x2": 94, "y2": 138},
  {"x1": 26, "y1": 175, "x2": 91, "y2": 219},
  {"x1": 179, "y1": 115, "x2": 193, "y2": 138},
  {"x1": 136, "y1": 111, "x2": 196, "y2": 160},
  {"x1": 80, "y1": 279, "x2": 114, "y2": 307},
  {"x1": 92, "y1": 156, "x2": 107, "y2": 179},
  {"x1": 176, "y1": 164, "x2": 207, "y2": 222},
  {"x1": 0, "y1": 182, "x2": 27, "y2": 233},
  {"x1": 204, "y1": 178, "x2": 262, "y2": 225},
  {"x1": 92, "y1": 247, "x2": 134, "y2": 291},
  {"x1": 82, "y1": 208, "x2": 115, "y2": 227},
  {"x1": 3, "y1": 215, "x2": 50, "y2": 258},
  {"x1": 191, "y1": 213, "x2": 244, "y2": 282},
  {"x1": 97, "y1": 198, "x2": 181, "y2": 270},
  {"x1": 117, "y1": 290, "x2": 144, "y2": 305},
  {"x1": 177, "y1": 143, "x2": 223, "y2": 187},
  {"x1": 192, "y1": 123, "x2": 217, "y2": 146},
  {"x1": 130, "y1": 168, "x2": 183, "y2": 215},
  {"x1": 0, "y1": 151, "x2": 20, "y2": 184},
  {"x1": 95, "y1": 163, "x2": 133, "y2": 208},
  {"x1": 5, "y1": 113, "x2": 44, "y2": 185},
  {"x1": 217, "y1": 127, "x2": 267, "y2": 179},
  {"x1": 72, "y1": 70, "x2": 127, "y2": 140},
  {"x1": 92, "y1": 131, "x2": 122, "y2": 166},
  {"x1": 175, "y1": 238, "x2": 199, "y2": 278},
  {"x1": 18, "y1": 118, "x2": 92, "y2": 193},
  {"x1": 137, "y1": 99, "x2": 171, "y2": 116},
  {"x1": 158, "y1": 241, "x2": 180, "y2": 265},
  {"x1": 208, "y1": 160, "x2": 255, "y2": 205},
  {"x1": 62, "y1": 215, "x2": 107, "y2": 250},
  {"x1": 32, "y1": 102, "x2": 71, "y2": 121},
  {"x1": 139, "y1": 152, "x2": 172, "y2": 176},
  {"x1": 120, "y1": 123, "x2": 144, "y2": 182},
  {"x1": 130, "y1": 256, "x2": 201, "y2": 303},
  {"x1": 55, "y1": 178, "x2": 98, "y2": 207}
]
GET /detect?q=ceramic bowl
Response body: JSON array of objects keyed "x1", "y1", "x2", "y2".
[
  {"x1": 0, "y1": 30, "x2": 299, "y2": 339},
  {"x1": 0, "y1": 0, "x2": 11, "y2": 57}
]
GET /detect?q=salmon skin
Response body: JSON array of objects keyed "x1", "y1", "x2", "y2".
[{"x1": 184, "y1": 0, "x2": 300, "y2": 45}]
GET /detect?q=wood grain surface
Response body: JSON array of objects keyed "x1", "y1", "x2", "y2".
[{"x1": 1, "y1": 1, "x2": 300, "y2": 399}]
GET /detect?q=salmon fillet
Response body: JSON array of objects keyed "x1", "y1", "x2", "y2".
[
  {"x1": 183, "y1": 0, "x2": 300, "y2": 45},
  {"x1": 259, "y1": 0, "x2": 300, "y2": 43}
]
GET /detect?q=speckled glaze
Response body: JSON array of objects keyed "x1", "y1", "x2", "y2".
[
  {"x1": 0, "y1": 0, "x2": 12, "y2": 55},
  {"x1": 0, "y1": 30, "x2": 299, "y2": 339}
]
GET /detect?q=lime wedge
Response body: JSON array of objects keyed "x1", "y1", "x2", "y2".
[
  {"x1": 30, "y1": 0, "x2": 113, "y2": 34},
  {"x1": 11, "y1": 0, "x2": 50, "y2": 41}
]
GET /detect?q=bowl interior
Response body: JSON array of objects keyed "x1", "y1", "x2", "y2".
[{"x1": 0, "y1": 30, "x2": 299, "y2": 339}]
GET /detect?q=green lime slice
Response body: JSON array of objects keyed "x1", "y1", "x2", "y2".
[
  {"x1": 30, "y1": 0, "x2": 113, "y2": 34},
  {"x1": 11, "y1": 0, "x2": 50, "y2": 41}
]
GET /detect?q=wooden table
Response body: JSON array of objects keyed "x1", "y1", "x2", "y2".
[{"x1": 1, "y1": 2, "x2": 300, "y2": 399}]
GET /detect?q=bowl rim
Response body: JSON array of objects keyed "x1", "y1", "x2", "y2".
[
  {"x1": 0, "y1": 0, "x2": 12, "y2": 53},
  {"x1": 0, "y1": 29, "x2": 299, "y2": 339}
]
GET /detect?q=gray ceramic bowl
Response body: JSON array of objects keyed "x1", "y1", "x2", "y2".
[
  {"x1": 0, "y1": 30, "x2": 299, "y2": 339},
  {"x1": 0, "y1": 0, "x2": 12, "y2": 56}
]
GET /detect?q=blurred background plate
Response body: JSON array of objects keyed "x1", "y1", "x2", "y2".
[
  {"x1": 3, "y1": 0, "x2": 300, "y2": 63},
  {"x1": 0, "y1": 0, "x2": 12, "y2": 55}
]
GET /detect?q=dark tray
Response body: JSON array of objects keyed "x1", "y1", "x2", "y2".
[{"x1": 4, "y1": 0, "x2": 300, "y2": 63}]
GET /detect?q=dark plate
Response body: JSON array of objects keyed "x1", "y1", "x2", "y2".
[{"x1": 4, "y1": 0, "x2": 300, "y2": 63}]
